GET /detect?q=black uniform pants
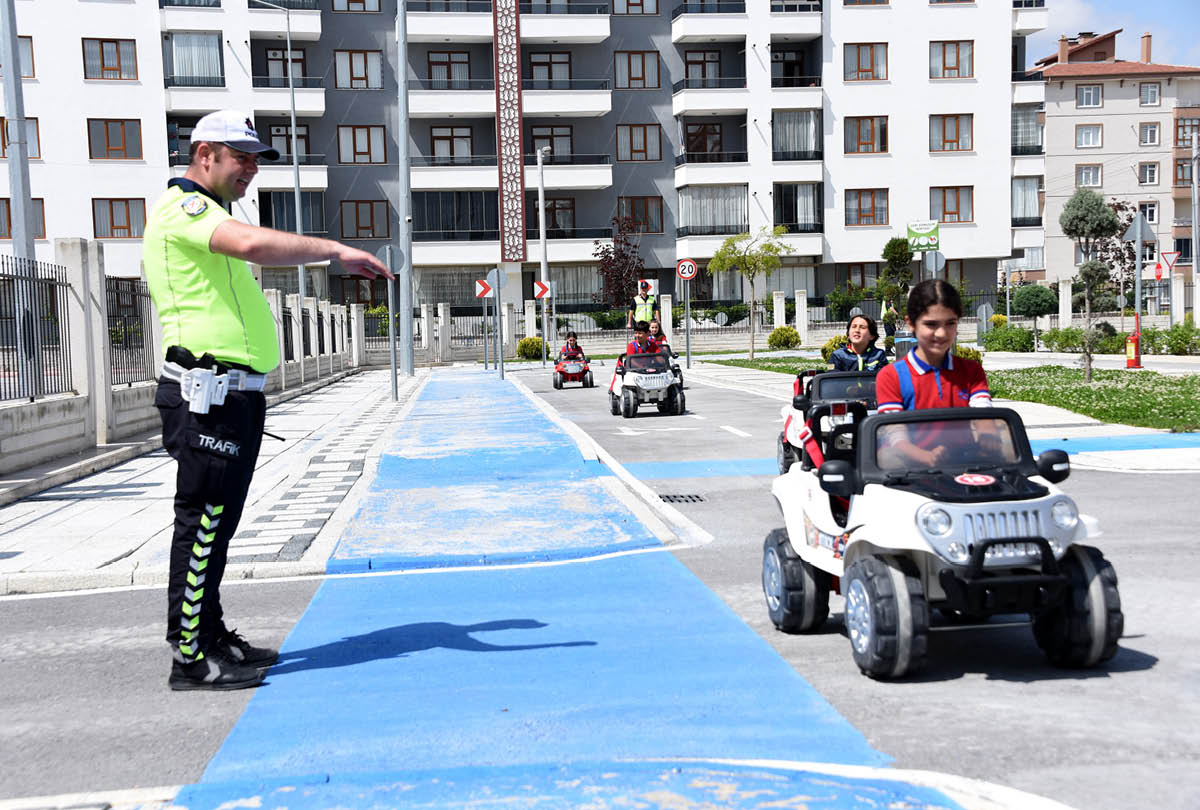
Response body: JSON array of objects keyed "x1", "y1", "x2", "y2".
[{"x1": 157, "y1": 379, "x2": 266, "y2": 661}]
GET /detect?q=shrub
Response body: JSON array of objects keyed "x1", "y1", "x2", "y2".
[
  {"x1": 821, "y1": 333, "x2": 848, "y2": 362},
  {"x1": 1095, "y1": 333, "x2": 1127, "y2": 354},
  {"x1": 1140, "y1": 325, "x2": 1165, "y2": 355},
  {"x1": 981, "y1": 325, "x2": 1034, "y2": 352},
  {"x1": 1164, "y1": 315, "x2": 1199, "y2": 355},
  {"x1": 953, "y1": 344, "x2": 983, "y2": 364},
  {"x1": 768, "y1": 325, "x2": 801, "y2": 350},
  {"x1": 1094, "y1": 320, "x2": 1117, "y2": 337},
  {"x1": 989, "y1": 313, "x2": 1008, "y2": 329},
  {"x1": 1043, "y1": 326, "x2": 1084, "y2": 352},
  {"x1": 587, "y1": 309, "x2": 627, "y2": 330},
  {"x1": 517, "y1": 336, "x2": 544, "y2": 359},
  {"x1": 884, "y1": 335, "x2": 894, "y2": 353},
  {"x1": 825, "y1": 284, "x2": 863, "y2": 322}
]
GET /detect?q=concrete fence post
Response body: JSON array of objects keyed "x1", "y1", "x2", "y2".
[
  {"x1": 419, "y1": 304, "x2": 431, "y2": 350},
  {"x1": 1058, "y1": 281, "x2": 1072, "y2": 330},
  {"x1": 524, "y1": 299, "x2": 536, "y2": 337},
  {"x1": 350, "y1": 303, "x2": 366, "y2": 367},
  {"x1": 796, "y1": 289, "x2": 809, "y2": 347},
  {"x1": 660, "y1": 294, "x2": 672, "y2": 342},
  {"x1": 773, "y1": 290, "x2": 785, "y2": 329},
  {"x1": 436, "y1": 302, "x2": 450, "y2": 362},
  {"x1": 56, "y1": 238, "x2": 101, "y2": 445},
  {"x1": 319, "y1": 299, "x2": 332, "y2": 376},
  {"x1": 1172, "y1": 273, "x2": 1185, "y2": 324},
  {"x1": 264, "y1": 288, "x2": 285, "y2": 390},
  {"x1": 504, "y1": 302, "x2": 516, "y2": 355}
]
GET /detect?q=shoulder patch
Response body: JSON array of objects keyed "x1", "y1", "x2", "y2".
[{"x1": 181, "y1": 196, "x2": 208, "y2": 217}]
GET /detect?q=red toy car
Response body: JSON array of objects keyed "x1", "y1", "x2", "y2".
[{"x1": 554, "y1": 355, "x2": 593, "y2": 389}]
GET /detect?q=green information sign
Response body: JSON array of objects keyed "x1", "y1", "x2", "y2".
[{"x1": 907, "y1": 220, "x2": 940, "y2": 252}]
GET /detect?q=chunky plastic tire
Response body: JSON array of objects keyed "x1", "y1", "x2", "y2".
[
  {"x1": 609, "y1": 391, "x2": 620, "y2": 415},
  {"x1": 675, "y1": 390, "x2": 686, "y2": 415},
  {"x1": 843, "y1": 555, "x2": 929, "y2": 679},
  {"x1": 777, "y1": 432, "x2": 795, "y2": 475},
  {"x1": 553, "y1": 372, "x2": 563, "y2": 390},
  {"x1": 762, "y1": 528, "x2": 830, "y2": 633},
  {"x1": 585, "y1": 371, "x2": 593, "y2": 388},
  {"x1": 1033, "y1": 545, "x2": 1123, "y2": 668},
  {"x1": 621, "y1": 389, "x2": 637, "y2": 418}
]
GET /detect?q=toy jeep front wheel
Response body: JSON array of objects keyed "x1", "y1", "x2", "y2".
[
  {"x1": 844, "y1": 555, "x2": 929, "y2": 679},
  {"x1": 762, "y1": 528, "x2": 830, "y2": 633},
  {"x1": 1033, "y1": 545, "x2": 1123, "y2": 668}
]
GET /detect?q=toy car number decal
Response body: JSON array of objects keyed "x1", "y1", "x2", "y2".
[{"x1": 954, "y1": 473, "x2": 996, "y2": 486}]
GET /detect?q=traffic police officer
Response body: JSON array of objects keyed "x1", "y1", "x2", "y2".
[
  {"x1": 142, "y1": 110, "x2": 392, "y2": 690},
  {"x1": 626, "y1": 280, "x2": 659, "y2": 329}
]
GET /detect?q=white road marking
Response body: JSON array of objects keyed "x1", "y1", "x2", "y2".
[
  {"x1": 720, "y1": 425, "x2": 752, "y2": 438},
  {"x1": 613, "y1": 426, "x2": 699, "y2": 437}
]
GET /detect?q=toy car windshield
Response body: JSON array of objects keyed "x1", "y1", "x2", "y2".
[
  {"x1": 625, "y1": 354, "x2": 669, "y2": 373},
  {"x1": 814, "y1": 374, "x2": 876, "y2": 404},
  {"x1": 874, "y1": 415, "x2": 1019, "y2": 472}
]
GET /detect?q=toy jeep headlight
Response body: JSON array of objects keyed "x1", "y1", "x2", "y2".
[
  {"x1": 1051, "y1": 499, "x2": 1078, "y2": 530},
  {"x1": 918, "y1": 504, "x2": 952, "y2": 537}
]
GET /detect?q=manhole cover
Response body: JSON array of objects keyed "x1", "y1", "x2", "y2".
[{"x1": 659, "y1": 494, "x2": 706, "y2": 503}]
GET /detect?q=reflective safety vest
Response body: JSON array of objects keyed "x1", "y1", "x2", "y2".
[{"x1": 632, "y1": 294, "x2": 656, "y2": 323}]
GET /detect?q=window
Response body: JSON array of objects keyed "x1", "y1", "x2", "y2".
[
  {"x1": 1176, "y1": 159, "x2": 1193, "y2": 186},
  {"x1": 841, "y1": 263, "x2": 879, "y2": 288},
  {"x1": 0, "y1": 36, "x2": 35, "y2": 78},
  {"x1": 844, "y1": 44, "x2": 887, "y2": 81},
  {"x1": 1011, "y1": 106, "x2": 1043, "y2": 153},
  {"x1": 1139, "y1": 162, "x2": 1158, "y2": 186},
  {"x1": 845, "y1": 0, "x2": 886, "y2": 6},
  {"x1": 1075, "y1": 84, "x2": 1102, "y2": 108},
  {"x1": 930, "y1": 114, "x2": 972, "y2": 151},
  {"x1": 615, "y1": 52, "x2": 659, "y2": 89},
  {"x1": 530, "y1": 52, "x2": 571, "y2": 85},
  {"x1": 614, "y1": 0, "x2": 657, "y2": 14},
  {"x1": 337, "y1": 125, "x2": 386, "y2": 164},
  {"x1": 1074, "y1": 243, "x2": 1089, "y2": 265},
  {"x1": 684, "y1": 50, "x2": 721, "y2": 86},
  {"x1": 1140, "y1": 122, "x2": 1160, "y2": 146},
  {"x1": 931, "y1": 186, "x2": 973, "y2": 223},
  {"x1": 335, "y1": 50, "x2": 383, "y2": 89},
  {"x1": 772, "y1": 109, "x2": 822, "y2": 160},
  {"x1": 844, "y1": 116, "x2": 887, "y2": 153},
  {"x1": 685, "y1": 123, "x2": 722, "y2": 155},
  {"x1": 0, "y1": 117, "x2": 39, "y2": 159},
  {"x1": 82, "y1": 38, "x2": 137, "y2": 80},
  {"x1": 87, "y1": 119, "x2": 142, "y2": 160},
  {"x1": 1177, "y1": 238, "x2": 1193, "y2": 265},
  {"x1": 531, "y1": 125, "x2": 573, "y2": 158},
  {"x1": 1176, "y1": 117, "x2": 1200, "y2": 147},
  {"x1": 1075, "y1": 124, "x2": 1102, "y2": 148},
  {"x1": 266, "y1": 48, "x2": 305, "y2": 83},
  {"x1": 431, "y1": 126, "x2": 473, "y2": 163},
  {"x1": 772, "y1": 49, "x2": 809, "y2": 87},
  {"x1": 1142, "y1": 241, "x2": 1157, "y2": 263},
  {"x1": 616, "y1": 124, "x2": 660, "y2": 161},
  {"x1": 618, "y1": 196, "x2": 663, "y2": 233},
  {"x1": 929, "y1": 41, "x2": 972, "y2": 79},
  {"x1": 92, "y1": 198, "x2": 146, "y2": 239},
  {"x1": 340, "y1": 201, "x2": 390, "y2": 239},
  {"x1": 1140, "y1": 82, "x2": 1160, "y2": 106},
  {"x1": 411, "y1": 191, "x2": 499, "y2": 240},
  {"x1": 1012, "y1": 177, "x2": 1040, "y2": 223},
  {"x1": 773, "y1": 183, "x2": 822, "y2": 231},
  {"x1": 845, "y1": 189, "x2": 888, "y2": 226},
  {"x1": 429, "y1": 51, "x2": 469, "y2": 88},
  {"x1": 261, "y1": 191, "x2": 325, "y2": 234},
  {"x1": 163, "y1": 32, "x2": 223, "y2": 85},
  {"x1": 0, "y1": 198, "x2": 46, "y2": 239},
  {"x1": 333, "y1": 0, "x2": 380, "y2": 10},
  {"x1": 1076, "y1": 164, "x2": 1102, "y2": 187},
  {"x1": 677, "y1": 185, "x2": 748, "y2": 235},
  {"x1": 527, "y1": 196, "x2": 575, "y2": 237},
  {"x1": 269, "y1": 124, "x2": 309, "y2": 159},
  {"x1": 1139, "y1": 202, "x2": 1158, "y2": 224}
]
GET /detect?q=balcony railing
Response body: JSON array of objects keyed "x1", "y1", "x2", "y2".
[
  {"x1": 671, "y1": 1, "x2": 744, "y2": 19},
  {"x1": 677, "y1": 224, "x2": 747, "y2": 237},
  {"x1": 775, "y1": 221, "x2": 823, "y2": 234},
  {"x1": 671, "y1": 76, "x2": 747, "y2": 92},
  {"x1": 1011, "y1": 216, "x2": 1043, "y2": 228},
  {"x1": 165, "y1": 75, "x2": 225, "y2": 88},
  {"x1": 770, "y1": 1, "x2": 820, "y2": 11},
  {"x1": 407, "y1": 0, "x2": 492, "y2": 9},
  {"x1": 521, "y1": 78, "x2": 610, "y2": 90},
  {"x1": 772, "y1": 76, "x2": 822, "y2": 88},
  {"x1": 170, "y1": 152, "x2": 326, "y2": 165},
  {"x1": 524, "y1": 227, "x2": 612, "y2": 240},
  {"x1": 1013, "y1": 0, "x2": 1045, "y2": 8},
  {"x1": 411, "y1": 154, "x2": 498, "y2": 167},
  {"x1": 249, "y1": 0, "x2": 320, "y2": 8},
  {"x1": 411, "y1": 78, "x2": 495, "y2": 90},
  {"x1": 674, "y1": 151, "x2": 748, "y2": 165},
  {"x1": 773, "y1": 149, "x2": 822, "y2": 161},
  {"x1": 160, "y1": 0, "x2": 219, "y2": 6},
  {"x1": 414, "y1": 229, "x2": 499, "y2": 242},
  {"x1": 1011, "y1": 144, "x2": 1043, "y2": 156},
  {"x1": 1174, "y1": 218, "x2": 1193, "y2": 228},
  {"x1": 251, "y1": 75, "x2": 323, "y2": 89},
  {"x1": 522, "y1": 153, "x2": 611, "y2": 165},
  {"x1": 519, "y1": 1, "x2": 609, "y2": 12},
  {"x1": 1012, "y1": 70, "x2": 1044, "y2": 82}
]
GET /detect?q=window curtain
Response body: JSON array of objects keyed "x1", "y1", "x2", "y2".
[
  {"x1": 677, "y1": 185, "x2": 747, "y2": 233},
  {"x1": 773, "y1": 110, "x2": 820, "y2": 155},
  {"x1": 170, "y1": 33, "x2": 221, "y2": 80},
  {"x1": 545, "y1": 264, "x2": 602, "y2": 305},
  {"x1": 615, "y1": 56, "x2": 629, "y2": 88},
  {"x1": 1011, "y1": 106, "x2": 1040, "y2": 148},
  {"x1": 930, "y1": 188, "x2": 972, "y2": 222},
  {"x1": 929, "y1": 42, "x2": 972, "y2": 78},
  {"x1": 846, "y1": 118, "x2": 885, "y2": 153},
  {"x1": 929, "y1": 115, "x2": 971, "y2": 151},
  {"x1": 773, "y1": 183, "x2": 821, "y2": 227},
  {"x1": 1012, "y1": 177, "x2": 1039, "y2": 219}
]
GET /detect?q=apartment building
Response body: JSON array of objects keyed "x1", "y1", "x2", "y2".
[
  {"x1": 1, "y1": 0, "x2": 1048, "y2": 310},
  {"x1": 1040, "y1": 30, "x2": 1200, "y2": 290}
]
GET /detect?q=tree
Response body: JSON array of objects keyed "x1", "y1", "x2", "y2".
[
  {"x1": 706, "y1": 226, "x2": 794, "y2": 359},
  {"x1": 1059, "y1": 189, "x2": 1120, "y2": 278},
  {"x1": 1092, "y1": 198, "x2": 1136, "y2": 330},
  {"x1": 1012, "y1": 284, "x2": 1057, "y2": 350},
  {"x1": 877, "y1": 237, "x2": 914, "y2": 321},
  {"x1": 1076, "y1": 260, "x2": 1112, "y2": 382},
  {"x1": 593, "y1": 216, "x2": 645, "y2": 308}
]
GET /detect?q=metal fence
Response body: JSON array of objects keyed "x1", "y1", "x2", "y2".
[
  {"x1": 0, "y1": 256, "x2": 73, "y2": 403},
  {"x1": 105, "y1": 277, "x2": 157, "y2": 386},
  {"x1": 281, "y1": 306, "x2": 295, "y2": 361},
  {"x1": 364, "y1": 311, "x2": 422, "y2": 350}
]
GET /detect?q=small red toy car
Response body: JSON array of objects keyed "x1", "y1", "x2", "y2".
[{"x1": 554, "y1": 355, "x2": 593, "y2": 389}]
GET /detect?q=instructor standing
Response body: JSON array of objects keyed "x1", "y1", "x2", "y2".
[{"x1": 142, "y1": 111, "x2": 392, "y2": 691}]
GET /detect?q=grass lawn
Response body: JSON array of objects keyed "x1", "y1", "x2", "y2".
[{"x1": 710, "y1": 359, "x2": 1200, "y2": 432}]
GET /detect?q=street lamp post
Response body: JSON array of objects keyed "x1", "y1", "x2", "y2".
[{"x1": 537, "y1": 145, "x2": 550, "y2": 367}]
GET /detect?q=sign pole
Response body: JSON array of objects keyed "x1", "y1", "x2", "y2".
[
  {"x1": 385, "y1": 247, "x2": 398, "y2": 402},
  {"x1": 684, "y1": 279, "x2": 692, "y2": 368},
  {"x1": 482, "y1": 291, "x2": 489, "y2": 370},
  {"x1": 496, "y1": 285, "x2": 504, "y2": 380}
]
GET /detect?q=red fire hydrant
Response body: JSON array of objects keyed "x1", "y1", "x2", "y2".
[{"x1": 1126, "y1": 313, "x2": 1142, "y2": 369}]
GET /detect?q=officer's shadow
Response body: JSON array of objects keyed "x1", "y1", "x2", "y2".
[{"x1": 266, "y1": 619, "x2": 596, "y2": 676}]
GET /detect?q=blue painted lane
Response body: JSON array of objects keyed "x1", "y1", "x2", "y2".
[{"x1": 1028, "y1": 432, "x2": 1200, "y2": 455}]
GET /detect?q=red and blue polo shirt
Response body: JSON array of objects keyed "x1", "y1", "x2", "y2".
[{"x1": 876, "y1": 350, "x2": 991, "y2": 413}]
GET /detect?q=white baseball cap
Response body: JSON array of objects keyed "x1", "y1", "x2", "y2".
[{"x1": 190, "y1": 110, "x2": 280, "y2": 160}]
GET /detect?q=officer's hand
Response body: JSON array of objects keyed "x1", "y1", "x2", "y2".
[{"x1": 335, "y1": 245, "x2": 394, "y2": 280}]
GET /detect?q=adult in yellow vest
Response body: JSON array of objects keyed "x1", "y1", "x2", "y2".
[
  {"x1": 626, "y1": 280, "x2": 660, "y2": 329},
  {"x1": 142, "y1": 110, "x2": 392, "y2": 691}
]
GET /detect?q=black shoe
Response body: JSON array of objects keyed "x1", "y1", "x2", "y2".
[
  {"x1": 168, "y1": 651, "x2": 265, "y2": 691},
  {"x1": 216, "y1": 628, "x2": 279, "y2": 668}
]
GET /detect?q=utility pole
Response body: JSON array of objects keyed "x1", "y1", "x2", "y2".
[
  {"x1": 395, "y1": 5, "x2": 414, "y2": 376},
  {"x1": 1192, "y1": 131, "x2": 1198, "y2": 292},
  {"x1": 537, "y1": 145, "x2": 550, "y2": 367}
]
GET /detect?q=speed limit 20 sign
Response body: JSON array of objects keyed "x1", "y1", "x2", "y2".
[{"x1": 676, "y1": 258, "x2": 698, "y2": 281}]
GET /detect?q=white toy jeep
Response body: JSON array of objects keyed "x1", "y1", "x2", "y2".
[
  {"x1": 779, "y1": 370, "x2": 878, "y2": 474},
  {"x1": 764, "y1": 404, "x2": 1123, "y2": 679},
  {"x1": 608, "y1": 350, "x2": 686, "y2": 418}
]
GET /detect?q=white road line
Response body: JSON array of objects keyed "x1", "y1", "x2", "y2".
[{"x1": 720, "y1": 425, "x2": 752, "y2": 438}]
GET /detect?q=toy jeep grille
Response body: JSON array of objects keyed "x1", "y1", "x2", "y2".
[{"x1": 963, "y1": 509, "x2": 1043, "y2": 542}]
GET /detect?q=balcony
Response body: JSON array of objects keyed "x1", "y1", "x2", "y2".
[
  {"x1": 160, "y1": 0, "x2": 219, "y2": 5},
  {"x1": 520, "y1": 2, "x2": 611, "y2": 44},
  {"x1": 409, "y1": 79, "x2": 497, "y2": 118},
  {"x1": 768, "y1": 1, "x2": 821, "y2": 42},
  {"x1": 676, "y1": 226, "x2": 746, "y2": 259},
  {"x1": 524, "y1": 153, "x2": 612, "y2": 190},
  {"x1": 255, "y1": 156, "x2": 329, "y2": 191},
  {"x1": 673, "y1": 151, "x2": 748, "y2": 186},
  {"x1": 768, "y1": 77, "x2": 822, "y2": 109},
  {"x1": 1011, "y1": 144, "x2": 1042, "y2": 156},
  {"x1": 1011, "y1": 216, "x2": 1042, "y2": 228},
  {"x1": 247, "y1": 0, "x2": 322, "y2": 41},
  {"x1": 777, "y1": 227, "x2": 823, "y2": 257},
  {"x1": 412, "y1": 234, "x2": 500, "y2": 265},
  {"x1": 1012, "y1": 75, "x2": 1044, "y2": 106},
  {"x1": 164, "y1": 76, "x2": 228, "y2": 114},
  {"x1": 406, "y1": 1, "x2": 494, "y2": 43},
  {"x1": 671, "y1": 2, "x2": 748, "y2": 43},
  {"x1": 251, "y1": 76, "x2": 325, "y2": 117},
  {"x1": 676, "y1": 224, "x2": 745, "y2": 238},
  {"x1": 410, "y1": 155, "x2": 499, "y2": 190},
  {"x1": 770, "y1": 156, "x2": 822, "y2": 184},
  {"x1": 1011, "y1": 224, "x2": 1044, "y2": 251},
  {"x1": 525, "y1": 227, "x2": 612, "y2": 263},
  {"x1": 522, "y1": 79, "x2": 612, "y2": 117},
  {"x1": 671, "y1": 77, "x2": 748, "y2": 116},
  {"x1": 1012, "y1": 0, "x2": 1048, "y2": 36}
]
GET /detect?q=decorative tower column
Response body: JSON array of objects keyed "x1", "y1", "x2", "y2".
[{"x1": 493, "y1": 0, "x2": 526, "y2": 266}]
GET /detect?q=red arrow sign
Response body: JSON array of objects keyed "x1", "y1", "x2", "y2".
[
  {"x1": 533, "y1": 280, "x2": 550, "y2": 299},
  {"x1": 475, "y1": 279, "x2": 492, "y2": 298}
]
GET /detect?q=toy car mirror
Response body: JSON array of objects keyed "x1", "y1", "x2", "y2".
[
  {"x1": 1036, "y1": 449, "x2": 1070, "y2": 484},
  {"x1": 817, "y1": 460, "x2": 856, "y2": 497},
  {"x1": 792, "y1": 395, "x2": 810, "y2": 411}
]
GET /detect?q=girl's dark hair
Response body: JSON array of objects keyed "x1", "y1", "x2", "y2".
[
  {"x1": 565, "y1": 330, "x2": 578, "y2": 339},
  {"x1": 906, "y1": 279, "x2": 963, "y2": 322},
  {"x1": 846, "y1": 314, "x2": 879, "y2": 344}
]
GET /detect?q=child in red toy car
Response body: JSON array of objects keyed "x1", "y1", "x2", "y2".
[{"x1": 559, "y1": 331, "x2": 586, "y2": 361}]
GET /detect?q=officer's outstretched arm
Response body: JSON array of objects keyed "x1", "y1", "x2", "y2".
[{"x1": 210, "y1": 220, "x2": 393, "y2": 279}]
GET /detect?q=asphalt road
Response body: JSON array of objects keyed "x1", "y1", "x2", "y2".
[{"x1": 521, "y1": 362, "x2": 1200, "y2": 810}]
